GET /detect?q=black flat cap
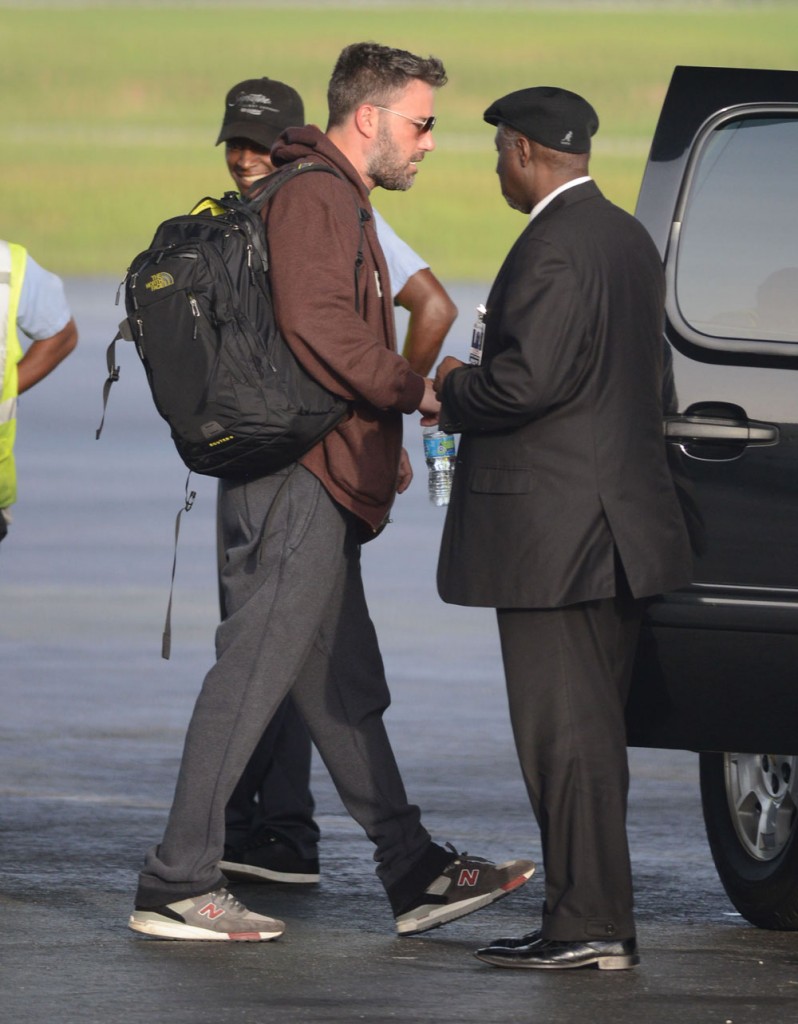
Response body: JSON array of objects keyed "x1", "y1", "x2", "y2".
[{"x1": 484, "y1": 86, "x2": 598, "y2": 154}]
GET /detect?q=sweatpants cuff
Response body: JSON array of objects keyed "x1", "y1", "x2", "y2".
[
  {"x1": 135, "y1": 872, "x2": 227, "y2": 910},
  {"x1": 385, "y1": 842, "x2": 455, "y2": 916}
]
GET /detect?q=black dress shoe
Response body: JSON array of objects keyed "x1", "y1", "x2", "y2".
[
  {"x1": 484, "y1": 929, "x2": 542, "y2": 949},
  {"x1": 474, "y1": 936, "x2": 639, "y2": 971}
]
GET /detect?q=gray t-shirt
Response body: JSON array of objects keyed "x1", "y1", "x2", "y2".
[{"x1": 372, "y1": 209, "x2": 427, "y2": 296}]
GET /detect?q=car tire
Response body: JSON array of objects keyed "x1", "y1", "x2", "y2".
[{"x1": 699, "y1": 751, "x2": 798, "y2": 929}]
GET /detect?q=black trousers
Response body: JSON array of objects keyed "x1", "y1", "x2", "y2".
[
  {"x1": 496, "y1": 582, "x2": 642, "y2": 942},
  {"x1": 224, "y1": 694, "x2": 320, "y2": 857}
]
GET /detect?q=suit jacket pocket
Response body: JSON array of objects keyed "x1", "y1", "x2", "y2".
[{"x1": 470, "y1": 466, "x2": 536, "y2": 494}]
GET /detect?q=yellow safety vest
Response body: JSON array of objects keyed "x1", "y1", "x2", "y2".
[{"x1": 0, "y1": 240, "x2": 26, "y2": 509}]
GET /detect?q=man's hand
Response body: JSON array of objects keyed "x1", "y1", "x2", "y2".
[
  {"x1": 433, "y1": 355, "x2": 465, "y2": 396},
  {"x1": 418, "y1": 377, "x2": 441, "y2": 426},
  {"x1": 396, "y1": 447, "x2": 413, "y2": 494}
]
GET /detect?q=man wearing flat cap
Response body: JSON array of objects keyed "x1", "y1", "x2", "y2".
[{"x1": 433, "y1": 86, "x2": 692, "y2": 970}]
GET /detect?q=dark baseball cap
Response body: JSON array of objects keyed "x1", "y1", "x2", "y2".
[
  {"x1": 483, "y1": 86, "x2": 599, "y2": 154},
  {"x1": 216, "y1": 78, "x2": 305, "y2": 149}
]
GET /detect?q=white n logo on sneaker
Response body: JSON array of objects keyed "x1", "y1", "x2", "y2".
[
  {"x1": 198, "y1": 901, "x2": 226, "y2": 920},
  {"x1": 457, "y1": 868, "x2": 479, "y2": 887}
]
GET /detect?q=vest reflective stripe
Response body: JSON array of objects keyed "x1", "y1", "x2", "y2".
[
  {"x1": 0, "y1": 395, "x2": 17, "y2": 420},
  {"x1": 0, "y1": 240, "x2": 26, "y2": 508},
  {"x1": 0, "y1": 243, "x2": 11, "y2": 407}
]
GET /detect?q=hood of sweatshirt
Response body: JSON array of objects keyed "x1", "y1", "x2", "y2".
[{"x1": 271, "y1": 125, "x2": 372, "y2": 208}]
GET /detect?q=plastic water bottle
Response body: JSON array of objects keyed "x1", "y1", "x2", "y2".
[{"x1": 423, "y1": 426, "x2": 456, "y2": 507}]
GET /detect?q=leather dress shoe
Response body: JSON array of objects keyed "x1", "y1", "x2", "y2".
[
  {"x1": 474, "y1": 936, "x2": 639, "y2": 971},
  {"x1": 484, "y1": 929, "x2": 542, "y2": 950}
]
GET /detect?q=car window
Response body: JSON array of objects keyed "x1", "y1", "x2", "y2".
[{"x1": 669, "y1": 111, "x2": 798, "y2": 356}]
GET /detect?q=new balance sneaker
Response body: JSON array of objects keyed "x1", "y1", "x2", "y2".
[
  {"x1": 128, "y1": 887, "x2": 285, "y2": 941},
  {"x1": 395, "y1": 849, "x2": 536, "y2": 936},
  {"x1": 220, "y1": 831, "x2": 320, "y2": 884}
]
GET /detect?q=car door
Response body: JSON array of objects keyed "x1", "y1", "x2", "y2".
[{"x1": 626, "y1": 66, "x2": 798, "y2": 929}]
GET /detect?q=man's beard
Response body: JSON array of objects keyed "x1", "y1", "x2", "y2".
[
  {"x1": 367, "y1": 121, "x2": 420, "y2": 192},
  {"x1": 502, "y1": 191, "x2": 526, "y2": 213}
]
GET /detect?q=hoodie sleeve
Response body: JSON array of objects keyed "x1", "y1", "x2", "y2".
[{"x1": 264, "y1": 166, "x2": 425, "y2": 415}]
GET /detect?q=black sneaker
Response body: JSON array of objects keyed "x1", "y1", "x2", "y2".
[
  {"x1": 395, "y1": 847, "x2": 536, "y2": 936},
  {"x1": 128, "y1": 887, "x2": 284, "y2": 941},
  {"x1": 220, "y1": 831, "x2": 320, "y2": 884}
]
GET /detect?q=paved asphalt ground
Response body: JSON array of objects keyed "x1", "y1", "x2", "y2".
[{"x1": 2, "y1": 281, "x2": 798, "y2": 1022}]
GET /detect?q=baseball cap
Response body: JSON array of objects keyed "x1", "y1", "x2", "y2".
[
  {"x1": 483, "y1": 86, "x2": 599, "y2": 154},
  {"x1": 216, "y1": 78, "x2": 305, "y2": 149}
]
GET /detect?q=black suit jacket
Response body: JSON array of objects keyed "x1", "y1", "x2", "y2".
[{"x1": 437, "y1": 181, "x2": 692, "y2": 608}]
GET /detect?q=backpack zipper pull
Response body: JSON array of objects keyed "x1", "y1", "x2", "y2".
[
  {"x1": 115, "y1": 270, "x2": 129, "y2": 306},
  {"x1": 134, "y1": 317, "x2": 145, "y2": 358},
  {"x1": 188, "y1": 294, "x2": 201, "y2": 339}
]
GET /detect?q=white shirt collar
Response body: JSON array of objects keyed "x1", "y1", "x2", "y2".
[{"x1": 529, "y1": 176, "x2": 592, "y2": 222}]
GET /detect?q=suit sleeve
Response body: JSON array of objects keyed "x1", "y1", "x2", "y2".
[{"x1": 441, "y1": 240, "x2": 589, "y2": 433}]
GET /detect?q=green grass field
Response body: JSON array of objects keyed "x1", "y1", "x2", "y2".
[{"x1": 2, "y1": 2, "x2": 797, "y2": 279}]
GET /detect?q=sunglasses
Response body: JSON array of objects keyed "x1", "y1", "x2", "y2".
[{"x1": 374, "y1": 106, "x2": 437, "y2": 135}]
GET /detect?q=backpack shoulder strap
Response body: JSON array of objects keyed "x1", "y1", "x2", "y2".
[
  {"x1": 161, "y1": 475, "x2": 196, "y2": 660},
  {"x1": 246, "y1": 162, "x2": 367, "y2": 310},
  {"x1": 245, "y1": 161, "x2": 340, "y2": 215}
]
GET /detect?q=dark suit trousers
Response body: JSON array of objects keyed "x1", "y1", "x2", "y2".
[{"x1": 496, "y1": 582, "x2": 642, "y2": 942}]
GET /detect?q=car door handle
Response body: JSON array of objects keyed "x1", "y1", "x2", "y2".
[
  {"x1": 664, "y1": 401, "x2": 779, "y2": 460},
  {"x1": 664, "y1": 416, "x2": 779, "y2": 444}
]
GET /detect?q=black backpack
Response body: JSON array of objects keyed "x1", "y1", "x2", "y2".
[{"x1": 97, "y1": 161, "x2": 362, "y2": 478}]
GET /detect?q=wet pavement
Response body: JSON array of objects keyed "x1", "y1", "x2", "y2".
[{"x1": 2, "y1": 280, "x2": 798, "y2": 1022}]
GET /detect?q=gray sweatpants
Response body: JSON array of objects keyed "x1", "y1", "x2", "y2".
[{"x1": 136, "y1": 464, "x2": 433, "y2": 907}]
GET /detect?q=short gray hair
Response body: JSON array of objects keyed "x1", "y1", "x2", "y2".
[
  {"x1": 327, "y1": 42, "x2": 447, "y2": 128},
  {"x1": 496, "y1": 124, "x2": 522, "y2": 149},
  {"x1": 497, "y1": 121, "x2": 589, "y2": 173}
]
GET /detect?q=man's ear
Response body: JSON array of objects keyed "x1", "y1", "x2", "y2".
[
  {"x1": 516, "y1": 134, "x2": 532, "y2": 168},
  {"x1": 354, "y1": 103, "x2": 379, "y2": 140}
]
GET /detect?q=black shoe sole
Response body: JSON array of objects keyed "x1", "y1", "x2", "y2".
[
  {"x1": 219, "y1": 859, "x2": 320, "y2": 884},
  {"x1": 474, "y1": 949, "x2": 640, "y2": 970}
]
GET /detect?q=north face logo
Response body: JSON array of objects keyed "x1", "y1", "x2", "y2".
[
  {"x1": 560, "y1": 130, "x2": 574, "y2": 147},
  {"x1": 198, "y1": 900, "x2": 226, "y2": 920},
  {"x1": 145, "y1": 271, "x2": 174, "y2": 292},
  {"x1": 457, "y1": 868, "x2": 480, "y2": 887}
]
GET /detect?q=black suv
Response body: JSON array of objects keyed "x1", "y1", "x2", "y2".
[{"x1": 627, "y1": 66, "x2": 798, "y2": 930}]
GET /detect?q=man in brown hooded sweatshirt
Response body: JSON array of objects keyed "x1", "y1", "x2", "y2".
[{"x1": 129, "y1": 42, "x2": 534, "y2": 945}]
